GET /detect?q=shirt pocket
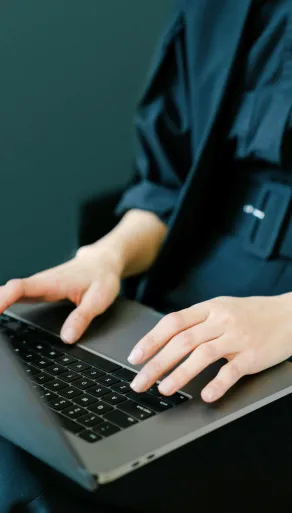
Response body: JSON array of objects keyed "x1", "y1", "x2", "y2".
[{"x1": 230, "y1": 87, "x2": 292, "y2": 165}]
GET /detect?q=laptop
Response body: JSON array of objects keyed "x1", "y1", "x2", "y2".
[{"x1": 1, "y1": 297, "x2": 292, "y2": 491}]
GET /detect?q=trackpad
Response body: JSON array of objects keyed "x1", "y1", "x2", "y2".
[{"x1": 10, "y1": 299, "x2": 162, "y2": 369}]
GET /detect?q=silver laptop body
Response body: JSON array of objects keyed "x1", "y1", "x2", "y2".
[{"x1": 1, "y1": 298, "x2": 292, "y2": 491}]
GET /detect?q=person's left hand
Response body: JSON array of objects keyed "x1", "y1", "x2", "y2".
[{"x1": 128, "y1": 294, "x2": 292, "y2": 402}]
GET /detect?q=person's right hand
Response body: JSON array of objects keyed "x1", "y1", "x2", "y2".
[
  {"x1": 0, "y1": 209, "x2": 167, "y2": 344},
  {"x1": 0, "y1": 239, "x2": 123, "y2": 345}
]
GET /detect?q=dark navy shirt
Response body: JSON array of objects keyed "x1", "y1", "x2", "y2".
[{"x1": 116, "y1": 0, "x2": 292, "y2": 225}]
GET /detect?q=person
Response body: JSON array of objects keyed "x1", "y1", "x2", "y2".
[{"x1": 2, "y1": 0, "x2": 292, "y2": 511}]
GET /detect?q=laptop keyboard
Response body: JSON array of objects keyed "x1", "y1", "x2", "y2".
[{"x1": 0, "y1": 313, "x2": 190, "y2": 443}]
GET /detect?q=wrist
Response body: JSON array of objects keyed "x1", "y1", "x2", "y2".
[
  {"x1": 75, "y1": 234, "x2": 126, "y2": 278},
  {"x1": 76, "y1": 209, "x2": 166, "y2": 281}
]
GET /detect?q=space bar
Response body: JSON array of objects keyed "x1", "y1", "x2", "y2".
[{"x1": 56, "y1": 413, "x2": 82, "y2": 434}]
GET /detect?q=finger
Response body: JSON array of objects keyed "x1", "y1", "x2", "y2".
[
  {"x1": 0, "y1": 272, "x2": 68, "y2": 313},
  {"x1": 60, "y1": 281, "x2": 115, "y2": 344},
  {"x1": 157, "y1": 337, "x2": 230, "y2": 396},
  {"x1": 201, "y1": 355, "x2": 247, "y2": 403},
  {"x1": 23, "y1": 272, "x2": 69, "y2": 301},
  {"x1": 130, "y1": 322, "x2": 222, "y2": 393},
  {"x1": 0, "y1": 280, "x2": 26, "y2": 312},
  {"x1": 128, "y1": 303, "x2": 210, "y2": 366}
]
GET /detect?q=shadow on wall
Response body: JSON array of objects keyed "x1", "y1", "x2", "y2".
[{"x1": 0, "y1": 0, "x2": 172, "y2": 282}]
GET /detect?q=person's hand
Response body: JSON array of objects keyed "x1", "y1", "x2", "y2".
[
  {"x1": 128, "y1": 294, "x2": 292, "y2": 402},
  {"x1": 0, "y1": 209, "x2": 167, "y2": 345},
  {"x1": 0, "y1": 240, "x2": 123, "y2": 344}
]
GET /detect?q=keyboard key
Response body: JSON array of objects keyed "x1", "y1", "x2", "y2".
[
  {"x1": 68, "y1": 347, "x2": 121, "y2": 373},
  {"x1": 63, "y1": 405, "x2": 87, "y2": 419},
  {"x1": 94, "y1": 422, "x2": 120, "y2": 438},
  {"x1": 74, "y1": 378, "x2": 96, "y2": 390},
  {"x1": 147, "y1": 386, "x2": 187, "y2": 405},
  {"x1": 55, "y1": 355, "x2": 77, "y2": 366},
  {"x1": 46, "y1": 364, "x2": 67, "y2": 376},
  {"x1": 103, "y1": 392, "x2": 126, "y2": 406},
  {"x1": 23, "y1": 365, "x2": 40, "y2": 376},
  {"x1": 40, "y1": 390, "x2": 58, "y2": 402},
  {"x1": 24, "y1": 331, "x2": 48, "y2": 346},
  {"x1": 60, "y1": 371, "x2": 81, "y2": 383},
  {"x1": 97, "y1": 374, "x2": 120, "y2": 386},
  {"x1": 19, "y1": 351, "x2": 38, "y2": 363},
  {"x1": 148, "y1": 385, "x2": 160, "y2": 396},
  {"x1": 56, "y1": 413, "x2": 83, "y2": 434},
  {"x1": 164, "y1": 393, "x2": 189, "y2": 406},
  {"x1": 32, "y1": 342, "x2": 51, "y2": 352},
  {"x1": 31, "y1": 383, "x2": 42, "y2": 392},
  {"x1": 113, "y1": 368, "x2": 137, "y2": 382},
  {"x1": 74, "y1": 394, "x2": 98, "y2": 407},
  {"x1": 127, "y1": 392, "x2": 172, "y2": 412},
  {"x1": 68, "y1": 361, "x2": 91, "y2": 373},
  {"x1": 103, "y1": 410, "x2": 137, "y2": 429},
  {"x1": 12, "y1": 338, "x2": 31, "y2": 349},
  {"x1": 33, "y1": 357, "x2": 52, "y2": 369},
  {"x1": 45, "y1": 379, "x2": 68, "y2": 392},
  {"x1": 89, "y1": 401, "x2": 113, "y2": 415},
  {"x1": 58, "y1": 386, "x2": 82, "y2": 399},
  {"x1": 48, "y1": 398, "x2": 71, "y2": 411},
  {"x1": 86, "y1": 385, "x2": 110, "y2": 399},
  {"x1": 77, "y1": 413, "x2": 103, "y2": 428},
  {"x1": 82, "y1": 368, "x2": 105, "y2": 380},
  {"x1": 32, "y1": 372, "x2": 54, "y2": 384},
  {"x1": 111, "y1": 382, "x2": 131, "y2": 394},
  {"x1": 78, "y1": 431, "x2": 102, "y2": 443},
  {"x1": 41, "y1": 334, "x2": 62, "y2": 347},
  {"x1": 40, "y1": 348, "x2": 63, "y2": 359},
  {"x1": 119, "y1": 400, "x2": 154, "y2": 420}
]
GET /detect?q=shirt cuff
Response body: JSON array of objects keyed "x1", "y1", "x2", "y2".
[{"x1": 115, "y1": 180, "x2": 179, "y2": 224}]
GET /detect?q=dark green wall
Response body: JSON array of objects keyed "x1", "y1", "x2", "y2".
[{"x1": 0, "y1": 0, "x2": 172, "y2": 282}]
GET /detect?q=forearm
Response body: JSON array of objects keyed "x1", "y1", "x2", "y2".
[
  {"x1": 108, "y1": 209, "x2": 167, "y2": 278},
  {"x1": 82, "y1": 209, "x2": 167, "y2": 279}
]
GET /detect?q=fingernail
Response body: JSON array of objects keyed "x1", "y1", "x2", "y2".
[
  {"x1": 128, "y1": 347, "x2": 143, "y2": 365},
  {"x1": 61, "y1": 327, "x2": 77, "y2": 344},
  {"x1": 158, "y1": 378, "x2": 175, "y2": 396},
  {"x1": 130, "y1": 373, "x2": 149, "y2": 392},
  {"x1": 202, "y1": 388, "x2": 214, "y2": 402}
]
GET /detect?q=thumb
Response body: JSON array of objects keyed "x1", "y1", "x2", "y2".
[{"x1": 60, "y1": 280, "x2": 119, "y2": 344}]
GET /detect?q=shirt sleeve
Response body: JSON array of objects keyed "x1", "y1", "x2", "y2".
[
  {"x1": 115, "y1": 11, "x2": 191, "y2": 225},
  {"x1": 228, "y1": 0, "x2": 292, "y2": 166}
]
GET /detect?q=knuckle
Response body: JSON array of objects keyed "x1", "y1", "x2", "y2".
[
  {"x1": 147, "y1": 358, "x2": 163, "y2": 376},
  {"x1": 226, "y1": 361, "x2": 242, "y2": 382},
  {"x1": 179, "y1": 330, "x2": 194, "y2": 350},
  {"x1": 75, "y1": 245, "x2": 89, "y2": 258},
  {"x1": 162, "y1": 311, "x2": 184, "y2": 333},
  {"x1": 216, "y1": 296, "x2": 230, "y2": 303},
  {"x1": 6, "y1": 278, "x2": 24, "y2": 294},
  {"x1": 217, "y1": 307, "x2": 236, "y2": 327},
  {"x1": 45, "y1": 276, "x2": 63, "y2": 292},
  {"x1": 197, "y1": 341, "x2": 217, "y2": 362},
  {"x1": 239, "y1": 330, "x2": 252, "y2": 348}
]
